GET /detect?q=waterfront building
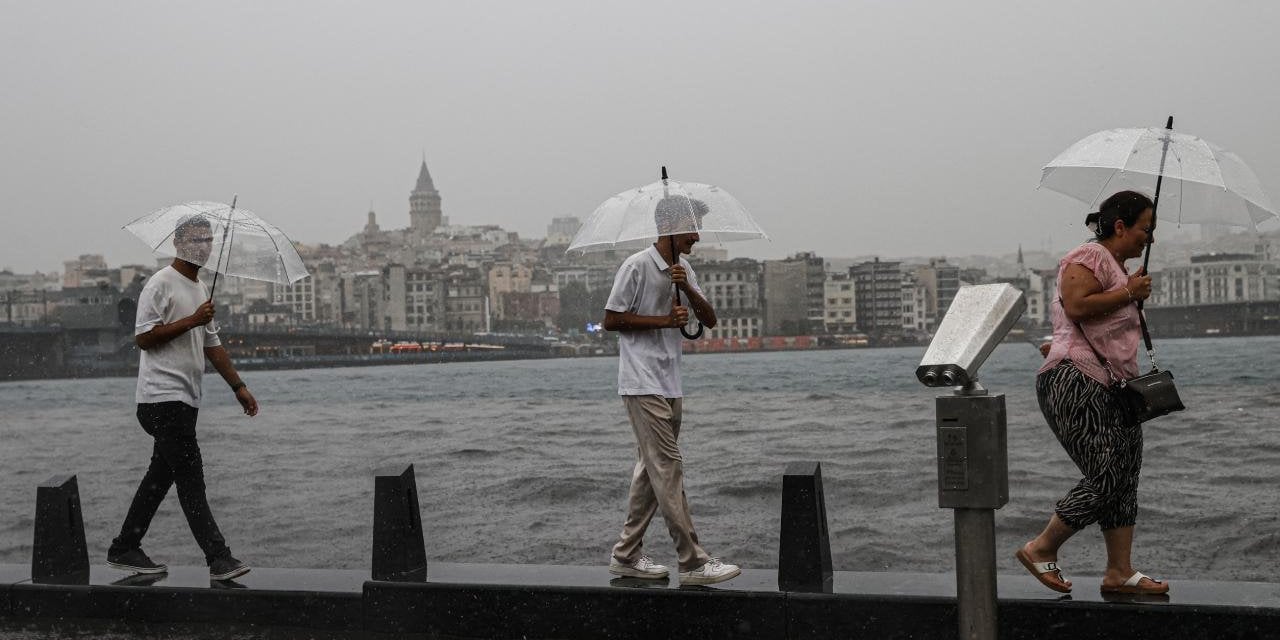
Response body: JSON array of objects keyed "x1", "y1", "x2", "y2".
[
  {"x1": 823, "y1": 272, "x2": 857, "y2": 335},
  {"x1": 1, "y1": 270, "x2": 62, "y2": 326},
  {"x1": 552, "y1": 265, "x2": 617, "y2": 295},
  {"x1": 851, "y1": 257, "x2": 903, "y2": 336},
  {"x1": 340, "y1": 270, "x2": 386, "y2": 331},
  {"x1": 54, "y1": 283, "x2": 133, "y2": 375},
  {"x1": 697, "y1": 258, "x2": 763, "y2": 339},
  {"x1": 0, "y1": 269, "x2": 61, "y2": 292},
  {"x1": 272, "y1": 276, "x2": 317, "y2": 323},
  {"x1": 488, "y1": 261, "x2": 534, "y2": 324},
  {"x1": 214, "y1": 276, "x2": 272, "y2": 322},
  {"x1": 383, "y1": 264, "x2": 446, "y2": 333},
  {"x1": 62, "y1": 254, "x2": 109, "y2": 288},
  {"x1": 444, "y1": 269, "x2": 488, "y2": 332},
  {"x1": 690, "y1": 244, "x2": 729, "y2": 262},
  {"x1": 545, "y1": 217, "x2": 581, "y2": 246},
  {"x1": 903, "y1": 258, "x2": 959, "y2": 332},
  {"x1": 1, "y1": 289, "x2": 58, "y2": 327},
  {"x1": 763, "y1": 252, "x2": 825, "y2": 335},
  {"x1": 499, "y1": 283, "x2": 560, "y2": 332},
  {"x1": 1151, "y1": 250, "x2": 1279, "y2": 306},
  {"x1": 243, "y1": 299, "x2": 294, "y2": 327},
  {"x1": 901, "y1": 272, "x2": 929, "y2": 333},
  {"x1": 1023, "y1": 269, "x2": 1051, "y2": 326}
]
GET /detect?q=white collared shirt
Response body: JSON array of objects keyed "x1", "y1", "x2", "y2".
[{"x1": 605, "y1": 245, "x2": 704, "y2": 398}]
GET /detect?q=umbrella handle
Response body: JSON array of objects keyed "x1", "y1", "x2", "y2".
[
  {"x1": 681, "y1": 322, "x2": 705, "y2": 340},
  {"x1": 669, "y1": 233, "x2": 704, "y2": 340}
]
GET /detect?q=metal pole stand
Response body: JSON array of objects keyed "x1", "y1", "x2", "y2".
[{"x1": 936, "y1": 382, "x2": 1008, "y2": 640}]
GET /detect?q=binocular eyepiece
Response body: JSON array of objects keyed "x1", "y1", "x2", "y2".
[
  {"x1": 916, "y1": 284, "x2": 1026, "y2": 389},
  {"x1": 917, "y1": 364, "x2": 968, "y2": 388}
]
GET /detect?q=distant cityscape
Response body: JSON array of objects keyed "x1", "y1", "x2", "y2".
[{"x1": 3, "y1": 158, "x2": 1280, "y2": 348}]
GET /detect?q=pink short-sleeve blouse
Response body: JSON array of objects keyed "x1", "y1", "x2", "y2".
[{"x1": 1038, "y1": 242, "x2": 1142, "y2": 386}]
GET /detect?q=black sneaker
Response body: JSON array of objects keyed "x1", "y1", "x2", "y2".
[
  {"x1": 209, "y1": 555, "x2": 250, "y2": 581},
  {"x1": 106, "y1": 549, "x2": 168, "y2": 575}
]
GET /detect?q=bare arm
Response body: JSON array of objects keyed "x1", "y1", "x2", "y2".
[
  {"x1": 204, "y1": 344, "x2": 258, "y2": 416},
  {"x1": 670, "y1": 265, "x2": 717, "y2": 328},
  {"x1": 677, "y1": 285, "x2": 716, "y2": 328},
  {"x1": 1059, "y1": 263, "x2": 1151, "y2": 322},
  {"x1": 603, "y1": 305, "x2": 686, "y2": 332},
  {"x1": 136, "y1": 301, "x2": 215, "y2": 351}
]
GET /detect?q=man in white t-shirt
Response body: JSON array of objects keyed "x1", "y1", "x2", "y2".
[
  {"x1": 107, "y1": 214, "x2": 259, "y2": 582},
  {"x1": 603, "y1": 195, "x2": 741, "y2": 586}
]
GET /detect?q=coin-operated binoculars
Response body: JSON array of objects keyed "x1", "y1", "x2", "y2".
[{"x1": 916, "y1": 283, "x2": 1025, "y2": 640}]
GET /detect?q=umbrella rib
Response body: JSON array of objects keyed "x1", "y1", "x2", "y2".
[
  {"x1": 1089, "y1": 170, "x2": 1122, "y2": 209},
  {"x1": 257, "y1": 220, "x2": 295, "y2": 282},
  {"x1": 151, "y1": 227, "x2": 180, "y2": 253}
]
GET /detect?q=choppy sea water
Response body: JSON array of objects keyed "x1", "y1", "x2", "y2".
[{"x1": 1, "y1": 336, "x2": 1278, "y2": 582}]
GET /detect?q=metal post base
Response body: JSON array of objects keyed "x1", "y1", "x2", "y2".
[{"x1": 954, "y1": 508, "x2": 997, "y2": 640}]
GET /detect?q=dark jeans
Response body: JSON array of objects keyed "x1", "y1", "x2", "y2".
[{"x1": 109, "y1": 401, "x2": 231, "y2": 565}]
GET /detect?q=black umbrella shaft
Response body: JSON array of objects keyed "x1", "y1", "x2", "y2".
[
  {"x1": 1142, "y1": 116, "x2": 1174, "y2": 276},
  {"x1": 1136, "y1": 117, "x2": 1173, "y2": 357}
]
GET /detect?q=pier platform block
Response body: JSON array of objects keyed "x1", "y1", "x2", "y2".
[
  {"x1": 372, "y1": 463, "x2": 427, "y2": 582},
  {"x1": 32, "y1": 475, "x2": 89, "y2": 585},
  {"x1": 778, "y1": 461, "x2": 832, "y2": 592},
  {"x1": 2, "y1": 563, "x2": 1279, "y2": 639}
]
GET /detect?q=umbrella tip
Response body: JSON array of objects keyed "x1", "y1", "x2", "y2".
[
  {"x1": 661, "y1": 166, "x2": 668, "y2": 181},
  {"x1": 1165, "y1": 116, "x2": 1173, "y2": 129}
]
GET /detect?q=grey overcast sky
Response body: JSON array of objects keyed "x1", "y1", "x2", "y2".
[{"x1": 2, "y1": 1, "x2": 1278, "y2": 273}]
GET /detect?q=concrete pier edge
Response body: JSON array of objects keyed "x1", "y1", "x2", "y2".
[{"x1": 3, "y1": 563, "x2": 1279, "y2": 639}]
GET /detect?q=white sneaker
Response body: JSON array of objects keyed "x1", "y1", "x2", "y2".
[
  {"x1": 608, "y1": 554, "x2": 669, "y2": 579},
  {"x1": 679, "y1": 558, "x2": 741, "y2": 585}
]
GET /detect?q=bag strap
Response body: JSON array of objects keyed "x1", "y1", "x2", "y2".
[
  {"x1": 1135, "y1": 302, "x2": 1160, "y2": 370},
  {"x1": 1058, "y1": 295, "x2": 1160, "y2": 386}
]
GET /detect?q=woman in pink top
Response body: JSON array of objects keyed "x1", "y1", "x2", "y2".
[{"x1": 1015, "y1": 191, "x2": 1170, "y2": 596}]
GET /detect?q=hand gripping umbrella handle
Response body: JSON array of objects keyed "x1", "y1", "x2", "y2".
[{"x1": 669, "y1": 233, "x2": 704, "y2": 340}]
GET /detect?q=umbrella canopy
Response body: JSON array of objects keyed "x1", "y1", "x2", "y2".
[
  {"x1": 567, "y1": 177, "x2": 768, "y2": 254},
  {"x1": 124, "y1": 200, "x2": 309, "y2": 287},
  {"x1": 1040, "y1": 125, "x2": 1277, "y2": 230}
]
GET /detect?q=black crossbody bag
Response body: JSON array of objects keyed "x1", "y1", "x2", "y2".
[{"x1": 1073, "y1": 301, "x2": 1185, "y2": 424}]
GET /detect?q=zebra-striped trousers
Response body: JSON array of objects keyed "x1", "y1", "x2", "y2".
[{"x1": 1036, "y1": 360, "x2": 1143, "y2": 531}]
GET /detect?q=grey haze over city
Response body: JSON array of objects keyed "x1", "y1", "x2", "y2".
[{"x1": 3, "y1": 1, "x2": 1279, "y2": 274}]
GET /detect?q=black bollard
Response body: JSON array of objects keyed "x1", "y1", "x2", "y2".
[
  {"x1": 372, "y1": 464, "x2": 427, "y2": 582},
  {"x1": 778, "y1": 461, "x2": 833, "y2": 592},
  {"x1": 32, "y1": 474, "x2": 90, "y2": 585}
]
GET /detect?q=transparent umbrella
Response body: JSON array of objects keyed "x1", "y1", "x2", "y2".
[
  {"x1": 1040, "y1": 117, "x2": 1278, "y2": 233},
  {"x1": 123, "y1": 198, "x2": 309, "y2": 298},
  {"x1": 568, "y1": 167, "x2": 768, "y2": 338}
]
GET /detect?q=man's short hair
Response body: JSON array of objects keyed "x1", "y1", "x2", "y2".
[
  {"x1": 654, "y1": 195, "x2": 709, "y2": 236},
  {"x1": 174, "y1": 214, "x2": 212, "y2": 240}
]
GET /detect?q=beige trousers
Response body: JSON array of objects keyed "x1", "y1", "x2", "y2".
[{"x1": 611, "y1": 395, "x2": 711, "y2": 572}]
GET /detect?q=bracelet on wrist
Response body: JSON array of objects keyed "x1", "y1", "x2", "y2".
[
  {"x1": 1123, "y1": 286, "x2": 1134, "y2": 301},
  {"x1": 229, "y1": 381, "x2": 247, "y2": 392}
]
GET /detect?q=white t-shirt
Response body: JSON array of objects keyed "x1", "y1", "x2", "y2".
[
  {"x1": 134, "y1": 266, "x2": 222, "y2": 407},
  {"x1": 605, "y1": 245, "x2": 704, "y2": 398}
]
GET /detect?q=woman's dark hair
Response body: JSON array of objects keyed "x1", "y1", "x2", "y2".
[{"x1": 1092, "y1": 190, "x2": 1154, "y2": 240}]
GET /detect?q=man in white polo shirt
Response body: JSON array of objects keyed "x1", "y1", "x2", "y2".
[
  {"x1": 603, "y1": 195, "x2": 741, "y2": 586},
  {"x1": 107, "y1": 214, "x2": 258, "y2": 582}
]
